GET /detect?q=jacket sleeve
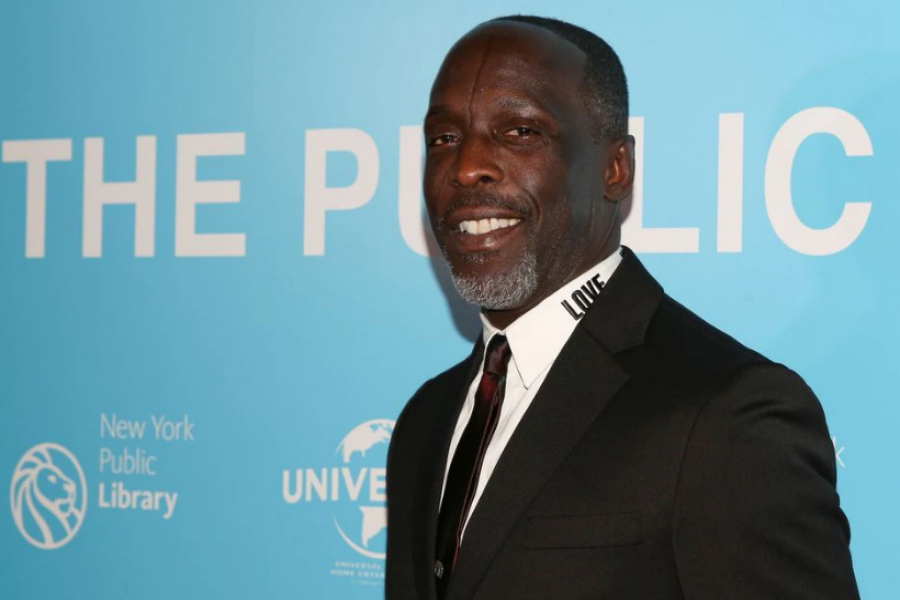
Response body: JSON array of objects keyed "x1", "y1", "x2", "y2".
[
  {"x1": 385, "y1": 380, "x2": 430, "y2": 600},
  {"x1": 672, "y1": 363, "x2": 860, "y2": 600}
]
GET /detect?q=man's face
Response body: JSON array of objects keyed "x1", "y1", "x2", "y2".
[{"x1": 424, "y1": 22, "x2": 621, "y2": 318}]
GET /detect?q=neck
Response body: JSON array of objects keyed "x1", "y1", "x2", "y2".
[{"x1": 482, "y1": 237, "x2": 620, "y2": 330}]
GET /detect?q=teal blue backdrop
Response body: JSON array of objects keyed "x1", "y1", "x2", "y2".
[{"x1": 1, "y1": 1, "x2": 896, "y2": 598}]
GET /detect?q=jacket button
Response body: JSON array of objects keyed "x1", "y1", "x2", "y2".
[{"x1": 434, "y1": 560, "x2": 444, "y2": 579}]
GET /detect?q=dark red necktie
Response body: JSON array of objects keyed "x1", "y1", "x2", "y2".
[{"x1": 434, "y1": 334, "x2": 512, "y2": 596}]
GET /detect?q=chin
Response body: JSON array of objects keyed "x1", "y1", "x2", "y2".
[{"x1": 447, "y1": 251, "x2": 539, "y2": 311}]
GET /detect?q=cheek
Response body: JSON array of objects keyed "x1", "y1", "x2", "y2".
[
  {"x1": 563, "y1": 153, "x2": 602, "y2": 222},
  {"x1": 527, "y1": 160, "x2": 593, "y2": 255},
  {"x1": 422, "y1": 159, "x2": 439, "y2": 195},
  {"x1": 507, "y1": 151, "x2": 568, "y2": 203},
  {"x1": 423, "y1": 160, "x2": 449, "y2": 219},
  {"x1": 521, "y1": 166, "x2": 573, "y2": 229},
  {"x1": 541, "y1": 201, "x2": 576, "y2": 248}
]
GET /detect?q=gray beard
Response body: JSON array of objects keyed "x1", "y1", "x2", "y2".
[{"x1": 445, "y1": 250, "x2": 539, "y2": 310}]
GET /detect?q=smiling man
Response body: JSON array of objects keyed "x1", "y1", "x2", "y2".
[{"x1": 385, "y1": 15, "x2": 859, "y2": 600}]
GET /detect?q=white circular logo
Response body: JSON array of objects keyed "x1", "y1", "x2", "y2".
[
  {"x1": 332, "y1": 419, "x2": 394, "y2": 559},
  {"x1": 10, "y1": 443, "x2": 87, "y2": 550}
]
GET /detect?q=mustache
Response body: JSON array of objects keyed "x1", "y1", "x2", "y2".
[{"x1": 437, "y1": 192, "x2": 533, "y2": 230}]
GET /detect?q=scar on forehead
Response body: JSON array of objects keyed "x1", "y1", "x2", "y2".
[{"x1": 466, "y1": 35, "x2": 496, "y2": 125}]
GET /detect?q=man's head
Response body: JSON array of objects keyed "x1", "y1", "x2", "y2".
[{"x1": 423, "y1": 16, "x2": 635, "y2": 328}]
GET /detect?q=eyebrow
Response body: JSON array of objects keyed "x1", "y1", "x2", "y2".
[
  {"x1": 494, "y1": 97, "x2": 533, "y2": 110},
  {"x1": 424, "y1": 104, "x2": 455, "y2": 124},
  {"x1": 424, "y1": 94, "x2": 561, "y2": 130},
  {"x1": 494, "y1": 96, "x2": 559, "y2": 123}
]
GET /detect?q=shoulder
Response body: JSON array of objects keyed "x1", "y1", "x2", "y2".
[
  {"x1": 650, "y1": 296, "x2": 834, "y2": 481},
  {"x1": 630, "y1": 293, "x2": 778, "y2": 391},
  {"x1": 394, "y1": 355, "x2": 472, "y2": 429},
  {"x1": 653, "y1": 294, "x2": 821, "y2": 404},
  {"x1": 620, "y1": 293, "x2": 829, "y2": 437},
  {"x1": 388, "y1": 352, "x2": 475, "y2": 462},
  {"x1": 653, "y1": 294, "x2": 765, "y2": 367},
  {"x1": 606, "y1": 292, "x2": 768, "y2": 408}
]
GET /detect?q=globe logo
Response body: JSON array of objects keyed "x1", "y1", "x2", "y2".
[
  {"x1": 10, "y1": 443, "x2": 87, "y2": 550},
  {"x1": 332, "y1": 419, "x2": 394, "y2": 559}
]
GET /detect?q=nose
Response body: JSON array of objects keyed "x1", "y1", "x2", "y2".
[{"x1": 453, "y1": 134, "x2": 503, "y2": 188}]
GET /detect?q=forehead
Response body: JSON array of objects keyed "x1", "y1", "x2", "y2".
[{"x1": 429, "y1": 22, "x2": 587, "y2": 116}]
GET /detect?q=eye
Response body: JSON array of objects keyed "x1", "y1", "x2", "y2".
[
  {"x1": 503, "y1": 126, "x2": 541, "y2": 140},
  {"x1": 428, "y1": 133, "x2": 459, "y2": 148},
  {"x1": 49, "y1": 474, "x2": 57, "y2": 483}
]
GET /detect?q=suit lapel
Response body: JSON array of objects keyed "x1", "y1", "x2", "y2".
[
  {"x1": 411, "y1": 339, "x2": 484, "y2": 600},
  {"x1": 444, "y1": 328, "x2": 628, "y2": 600},
  {"x1": 444, "y1": 247, "x2": 663, "y2": 600}
]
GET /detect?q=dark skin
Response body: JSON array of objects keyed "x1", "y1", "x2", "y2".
[{"x1": 424, "y1": 21, "x2": 635, "y2": 330}]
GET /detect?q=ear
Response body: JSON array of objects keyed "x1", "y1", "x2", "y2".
[{"x1": 603, "y1": 135, "x2": 635, "y2": 202}]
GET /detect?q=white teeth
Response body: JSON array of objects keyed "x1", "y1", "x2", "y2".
[{"x1": 457, "y1": 218, "x2": 522, "y2": 234}]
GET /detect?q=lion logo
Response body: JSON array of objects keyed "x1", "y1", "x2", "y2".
[{"x1": 10, "y1": 443, "x2": 87, "y2": 549}]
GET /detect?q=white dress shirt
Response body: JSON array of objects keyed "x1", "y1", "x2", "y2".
[{"x1": 440, "y1": 247, "x2": 624, "y2": 538}]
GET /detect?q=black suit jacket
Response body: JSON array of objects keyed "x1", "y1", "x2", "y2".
[{"x1": 386, "y1": 247, "x2": 859, "y2": 600}]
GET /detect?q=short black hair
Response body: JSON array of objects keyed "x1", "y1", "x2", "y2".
[{"x1": 489, "y1": 15, "x2": 629, "y2": 142}]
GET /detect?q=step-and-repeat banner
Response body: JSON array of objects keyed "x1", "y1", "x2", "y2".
[{"x1": 1, "y1": 1, "x2": 896, "y2": 598}]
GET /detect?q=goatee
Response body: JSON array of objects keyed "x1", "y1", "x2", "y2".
[{"x1": 443, "y1": 248, "x2": 539, "y2": 310}]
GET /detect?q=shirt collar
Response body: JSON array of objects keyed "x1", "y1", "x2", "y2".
[{"x1": 480, "y1": 247, "x2": 624, "y2": 388}]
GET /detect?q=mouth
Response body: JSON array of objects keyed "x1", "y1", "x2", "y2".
[
  {"x1": 456, "y1": 217, "x2": 522, "y2": 235},
  {"x1": 443, "y1": 208, "x2": 527, "y2": 255}
]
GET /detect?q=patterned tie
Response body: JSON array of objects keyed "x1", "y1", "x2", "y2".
[{"x1": 434, "y1": 334, "x2": 512, "y2": 596}]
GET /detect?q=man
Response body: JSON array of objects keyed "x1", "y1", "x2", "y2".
[{"x1": 386, "y1": 15, "x2": 859, "y2": 600}]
